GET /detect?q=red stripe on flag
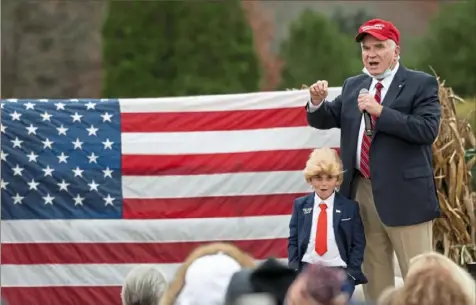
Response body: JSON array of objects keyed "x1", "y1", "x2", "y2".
[
  {"x1": 121, "y1": 107, "x2": 307, "y2": 132},
  {"x1": 2, "y1": 286, "x2": 122, "y2": 305},
  {"x1": 122, "y1": 149, "x2": 317, "y2": 176},
  {"x1": 123, "y1": 193, "x2": 302, "y2": 219},
  {"x1": 2, "y1": 239, "x2": 287, "y2": 265}
]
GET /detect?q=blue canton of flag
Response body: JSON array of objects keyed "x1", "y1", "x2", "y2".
[{"x1": 1, "y1": 99, "x2": 123, "y2": 220}]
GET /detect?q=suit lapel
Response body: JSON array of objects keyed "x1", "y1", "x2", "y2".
[
  {"x1": 302, "y1": 194, "x2": 314, "y2": 245},
  {"x1": 333, "y1": 193, "x2": 343, "y2": 237},
  {"x1": 381, "y1": 65, "x2": 406, "y2": 108}
]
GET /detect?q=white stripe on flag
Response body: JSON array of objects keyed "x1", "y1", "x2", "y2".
[
  {"x1": 121, "y1": 127, "x2": 340, "y2": 155},
  {"x1": 1, "y1": 259, "x2": 288, "y2": 287},
  {"x1": 1, "y1": 215, "x2": 291, "y2": 243},
  {"x1": 122, "y1": 171, "x2": 312, "y2": 198},
  {"x1": 119, "y1": 88, "x2": 342, "y2": 113}
]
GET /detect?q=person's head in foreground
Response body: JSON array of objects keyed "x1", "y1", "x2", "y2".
[
  {"x1": 121, "y1": 265, "x2": 168, "y2": 305},
  {"x1": 159, "y1": 242, "x2": 255, "y2": 305},
  {"x1": 285, "y1": 263, "x2": 349, "y2": 305},
  {"x1": 303, "y1": 148, "x2": 343, "y2": 200},
  {"x1": 376, "y1": 251, "x2": 475, "y2": 305},
  {"x1": 355, "y1": 19, "x2": 400, "y2": 78}
]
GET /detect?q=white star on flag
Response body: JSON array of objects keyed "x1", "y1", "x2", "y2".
[
  {"x1": 73, "y1": 194, "x2": 85, "y2": 206},
  {"x1": 12, "y1": 193, "x2": 24, "y2": 204},
  {"x1": 42, "y1": 138, "x2": 54, "y2": 149},
  {"x1": 58, "y1": 180, "x2": 70, "y2": 191},
  {"x1": 42, "y1": 165, "x2": 54, "y2": 177},
  {"x1": 26, "y1": 124, "x2": 38, "y2": 135},
  {"x1": 10, "y1": 111, "x2": 22, "y2": 121},
  {"x1": 87, "y1": 125, "x2": 99, "y2": 136},
  {"x1": 102, "y1": 139, "x2": 114, "y2": 149},
  {"x1": 12, "y1": 164, "x2": 24, "y2": 176},
  {"x1": 1, "y1": 179, "x2": 9, "y2": 190},
  {"x1": 72, "y1": 167, "x2": 84, "y2": 177},
  {"x1": 1, "y1": 150, "x2": 8, "y2": 161},
  {"x1": 101, "y1": 112, "x2": 113, "y2": 122},
  {"x1": 41, "y1": 112, "x2": 52, "y2": 121},
  {"x1": 86, "y1": 102, "x2": 96, "y2": 110},
  {"x1": 28, "y1": 179, "x2": 39, "y2": 190},
  {"x1": 12, "y1": 137, "x2": 23, "y2": 148},
  {"x1": 43, "y1": 194, "x2": 55, "y2": 205},
  {"x1": 55, "y1": 102, "x2": 66, "y2": 110},
  {"x1": 27, "y1": 152, "x2": 39, "y2": 162},
  {"x1": 103, "y1": 167, "x2": 113, "y2": 178},
  {"x1": 103, "y1": 194, "x2": 115, "y2": 206},
  {"x1": 57, "y1": 153, "x2": 69, "y2": 163},
  {"x1": 88, "y1": 153, "x2": 99, "y2": 164},
  {"x1": 57, "y1": 125, "x2": 68, "y2": 135},
  {"x1": 25, "y1": 102, "x2": 35, "y2": 110},
  {"x1": 88, "y1": 180, "x2": 100, "y2": 191},
  {"x1": 71, "y1": 112, "x2": 83, "y2": 122},
  {"x1": 72, "y1": 138, "x2": 84, "y2": 150}
]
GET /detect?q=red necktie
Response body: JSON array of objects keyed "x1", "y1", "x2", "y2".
[
  {"x1": 360, "y1": 82, "x2": 383, "y2": 178},
  {"x1": 315, "y1": 203, "x2": 328, "y2": 255}
]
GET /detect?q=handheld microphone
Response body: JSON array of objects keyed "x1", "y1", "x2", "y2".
[{"x1": 359, "y1": 88, "x2": 373, "y2": 136}]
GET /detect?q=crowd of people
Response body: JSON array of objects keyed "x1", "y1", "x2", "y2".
[{"x1": 120, "y1": 242, "x2": 475, "y2": 305}]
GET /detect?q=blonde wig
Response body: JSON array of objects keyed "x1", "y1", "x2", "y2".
[{"x1": 303, "y1": 148, "x2": 344, "y2": 184}]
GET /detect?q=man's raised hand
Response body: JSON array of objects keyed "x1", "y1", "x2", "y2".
[{"x1": 310, "y1": 80, "x2": 328, "y2": 106}]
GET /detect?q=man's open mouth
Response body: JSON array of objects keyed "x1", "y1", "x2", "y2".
[{"x1": 369, "y1": 61, "x2": 379, "y2": 67}]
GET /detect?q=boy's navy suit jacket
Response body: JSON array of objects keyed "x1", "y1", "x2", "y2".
[{"x1": 287, "y1": 192, "x2": 368, "y2": 285}]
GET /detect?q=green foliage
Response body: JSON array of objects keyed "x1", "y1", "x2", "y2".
[
  {"x1": 331, "y1": 8, "x2": 375, "y2": 58},
  {"x1": 413, "y1": 0, "x2": 476, "y2": 97},
  {"x1": 278, "y1": 9, "x2": 361, "y2": 90},
  {"x1": 102, "y1": 0, "x2": 260, "y2": 98},
  {"x1": 331, "y1": 7, "x2": 374, "y2": 37}
]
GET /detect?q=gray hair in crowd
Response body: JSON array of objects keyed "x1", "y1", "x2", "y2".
[{"x1": 121, "y1": 265, "x2": 168, "y2": 305}]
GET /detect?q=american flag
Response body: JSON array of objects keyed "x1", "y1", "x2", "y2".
[{"x1": 1, "y1": 89, "x2": 341, "y2": 305}]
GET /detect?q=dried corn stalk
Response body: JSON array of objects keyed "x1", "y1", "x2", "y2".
[
  {"x1": 294, "y1": 77, "x2": 476, "y2": 266},
  {"x1": 432, "y1": 76, "x2": 476, "y2": 266}
]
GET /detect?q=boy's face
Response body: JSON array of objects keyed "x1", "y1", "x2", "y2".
[{"x1": 310, "y1": 174, "x2": 339, "y2": 200}]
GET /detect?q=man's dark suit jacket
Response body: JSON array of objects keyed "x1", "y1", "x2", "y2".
[
  {"x1": 306, "y1": 64, "x2": 441, "y2": 227},
  {"x1": 287, "y1": 192, "x2": 367, "y2": 286}
]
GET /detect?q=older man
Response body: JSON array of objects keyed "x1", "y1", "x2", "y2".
[
  {"x1": 121, "y1": 265, "x2": 168, "y2": 305},
  {"x1": 305, "y1": 19, "x2": 440, "y2": 303}
]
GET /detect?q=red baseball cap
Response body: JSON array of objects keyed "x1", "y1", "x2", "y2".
[{"x1": 355, "y1": 19, "x2": 400, "y2": 45}]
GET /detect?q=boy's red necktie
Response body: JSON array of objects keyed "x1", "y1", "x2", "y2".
[
  {"x1": 360, "y1": 82, "x2": 383, "y2": 178},
  {"x1": 315, "y1": 203, "x2": 328, "y2": 255}
]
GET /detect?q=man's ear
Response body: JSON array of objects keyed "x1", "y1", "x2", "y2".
[{"x1": 395, "y1": 45, "x2": 401, "y2": 59}]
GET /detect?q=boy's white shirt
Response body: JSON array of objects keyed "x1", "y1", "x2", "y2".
[{"x1": 301, "y1": 191, "x2": 348, "y2": 268}]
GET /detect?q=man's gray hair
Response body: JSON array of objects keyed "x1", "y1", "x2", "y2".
[
  {"x1": 121, "y1": 265, "x2": 168, "y2": 305},
  {"x1": 360, "y1": 39, "x2": 397, "y2": 50}
]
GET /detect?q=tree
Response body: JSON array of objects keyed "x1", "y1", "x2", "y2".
[
  {"x1": 171, "y1": 1, "x2": 260, "y2": 96},
  {"x1": 414, "y1": 0, "x2": 476, "y2": 97},
  {"x1": 331, "y1": 7, "x2": 375, "y2": 58},
  {"x1": 102, "y1": 1, "x2": 175, "y2": 98},
  {"x1": 278, "y1": 9, "x2": 361, "y2": 90},
  {"x1": 331, "y1": 7, "x2": 374, "y2": 37},
  {"x1": 102, "y1": 0, "x2": 260, "y2": 98}
]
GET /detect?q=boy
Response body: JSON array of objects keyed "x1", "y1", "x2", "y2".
[{"x1": 287, "y1": 148, "x2": 367, "y2": 299}]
